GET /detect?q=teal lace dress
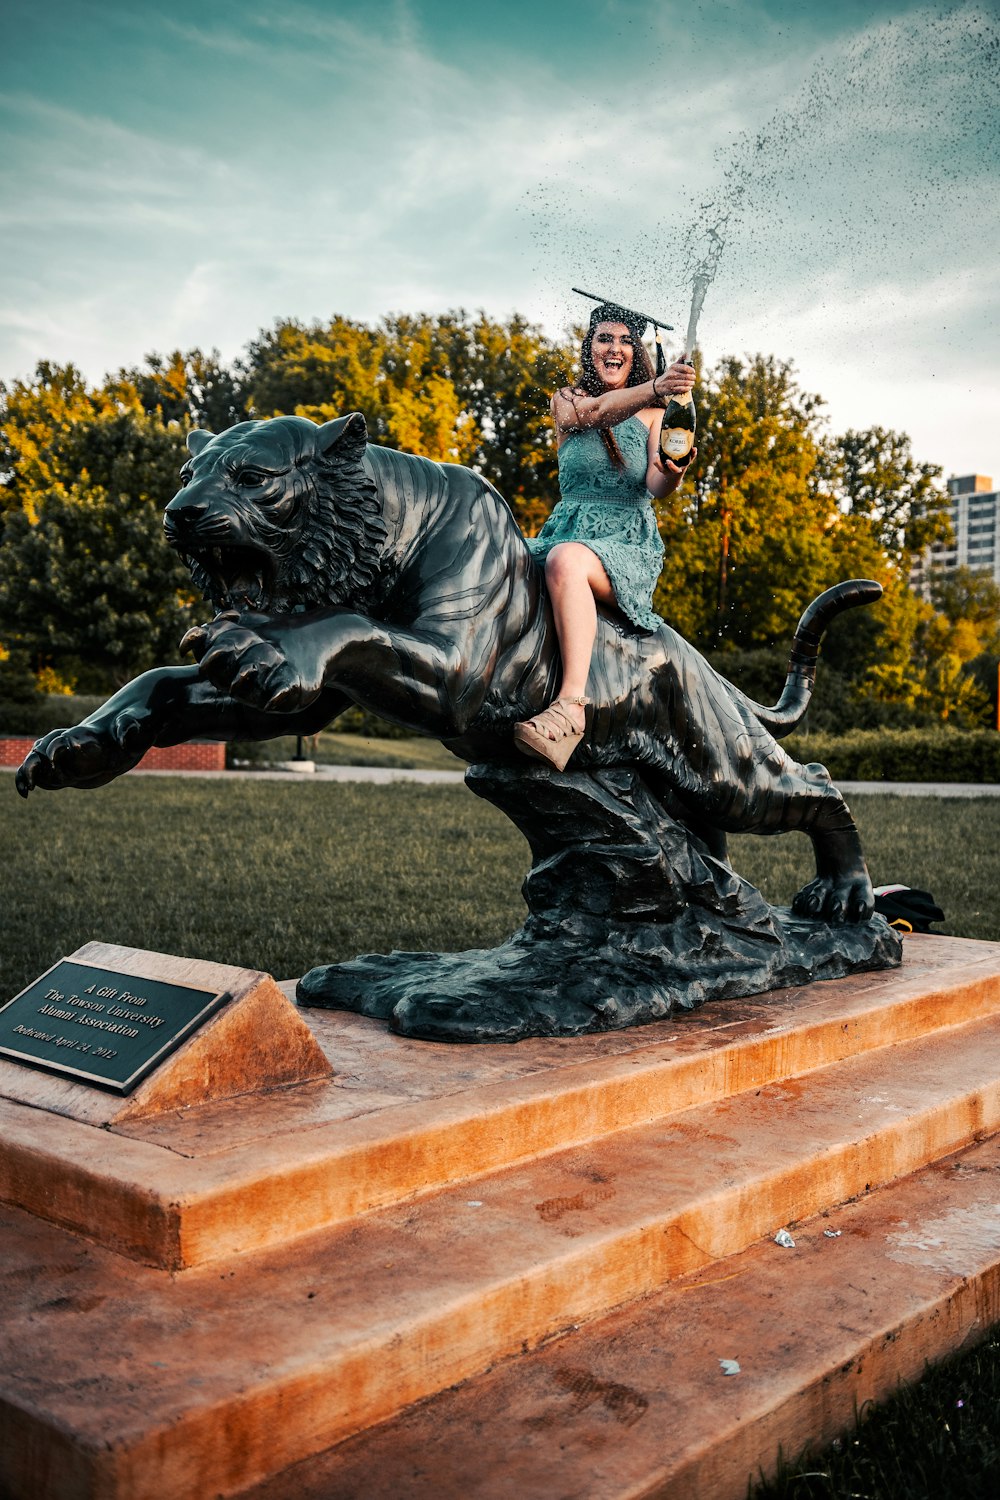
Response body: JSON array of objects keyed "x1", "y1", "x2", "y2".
[{"x1": 527, "y1": 416, "x2": 664, "y2": 632}]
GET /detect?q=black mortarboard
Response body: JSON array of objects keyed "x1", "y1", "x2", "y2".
[{"x1": 872, "y1": 884, "x2": 946, "y2": 934}]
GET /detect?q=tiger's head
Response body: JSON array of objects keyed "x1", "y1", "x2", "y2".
[{"x1": 163, "y1": 412, "x2": 387, "y2": 615}]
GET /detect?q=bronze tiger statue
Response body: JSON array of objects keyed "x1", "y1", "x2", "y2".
[{"x1": 16, "y1": 414, "x2": 898, "y2": 1039}]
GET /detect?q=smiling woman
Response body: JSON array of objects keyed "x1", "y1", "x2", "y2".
[{"x1": 513, "y1": 301, "x2": 696, "y2": 770}]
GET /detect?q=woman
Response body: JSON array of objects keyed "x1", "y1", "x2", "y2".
[{"x1": 514, "y1": 302, "x2": 696, "y2": 769}]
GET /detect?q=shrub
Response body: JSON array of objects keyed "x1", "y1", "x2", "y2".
[
  {"x1": 784, "y1": 728, "x2": 1000, "y2": 783},
  {"x1": 0, "y1": 693, "x2": 108, "y2": 735}
]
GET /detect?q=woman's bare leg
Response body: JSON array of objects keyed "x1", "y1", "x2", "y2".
[{"x1": 542, "y1": 542, "x2": 615, "y2": 732}]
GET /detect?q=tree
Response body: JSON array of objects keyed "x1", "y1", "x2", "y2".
[
  {"x1": 822, "y1": 426, "x2": 952, "y2": 568},
  {"x1": 0, "y1": 362, "x2": 124, "y2": 521},
  {"x1": 934, "y1": 569, "x2": 1000, "y2": 728},
  {"x1": 1, "y1": 361, "x2": 186, "y2": 519},
  {"x1": 416, "y1": 311, "x2": 569, "y2": 531},
  {"x1": 115, "y1": 348, "x2": 247, "y2": 431},
  {"x1": 929, "y1": 566, "x2": 1000, "y2": 653},
  {"x1": 0, "y1": 371, "x2": 195, "y2": 690},
  {"x1": 370, "y1": 315, "x2": 481, "y2": 464},
  {"x1": 654, "y1": 354, "x2": 851, "y2": 649},
  {"x1": 242, "y1": 317, "x2": 386, "y2": 430},
  {"x1": 240, "y1": 311, "x2": 569, "y2": 532},
  {"x1": 648, "y1": 358, "x2": 992, "y2": 727},
  {"x1": 839, "y1": 568, "x2": 997, "y2": 729},
  {"x1": 0, "y1": 481, "x2": 195, "y2": 688},
  {"x1": 0, "y1": 640, "x2": 40, "y2": 706},
  {"x1": 241, "y1": 314, "x2": 479, "y2": 465}
]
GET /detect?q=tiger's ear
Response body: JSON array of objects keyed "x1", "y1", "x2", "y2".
[
  {"x1": 187, "y1": 428, "x2": 215, "y2": 456},
  {"x1": 317, "y1": 411, "x2": 368, "y2": 462}
]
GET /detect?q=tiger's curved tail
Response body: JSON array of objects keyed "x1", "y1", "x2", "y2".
[{"x1": 737, "y1": 579, "x2": 883, "y2": 740}]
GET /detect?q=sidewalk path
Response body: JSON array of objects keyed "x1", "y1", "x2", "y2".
[
  {"x1": 3, "y1": 766, "x2": 998, "y2": 794},
  {"x1": 0, "y1": 763, "x2": 466, "y2": 785},
  {"x1": 839, "y1": 780, "x2": 1000, "y2": 798},
  {"x1": 164, "y1": 764, "x2": 467, "y2": 784}
]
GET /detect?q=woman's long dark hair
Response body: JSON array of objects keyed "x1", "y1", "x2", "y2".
[{"x1": 574, "y1": 304, "x2": 662, "y2": 470}]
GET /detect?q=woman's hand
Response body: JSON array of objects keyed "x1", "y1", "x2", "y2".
[
  {"x1": 648, "y1": 445, "x2": 697, "y2": 497},
  {"x1": 655, "y1": 445, "x2": 698, "y2": 476},
  {"x1": 653, "y1": 360, "x2": 696, "y2": 399}
]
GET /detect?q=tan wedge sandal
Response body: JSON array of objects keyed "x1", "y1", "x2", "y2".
[{"x1": 513, "y1": 697, "x2": 589, "y2": 772}]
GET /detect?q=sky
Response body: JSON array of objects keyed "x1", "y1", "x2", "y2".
[{"x1": 2, "y1": 0, "x2": 998, "y2": 483}]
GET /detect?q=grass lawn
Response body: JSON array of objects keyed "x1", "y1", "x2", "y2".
[
  {"x1": 2, "y1": 777, "x2": 997, "y2": 998},
  {"x1": 752, "y1": 1328, "x2": 1000, "y2": 1498},
  {"x1": 0, "y1": 777, "x2": 525, "y2": 997},
  {"x1": 2, "y1": 775, "x2": 1000, "y2": 1497}
]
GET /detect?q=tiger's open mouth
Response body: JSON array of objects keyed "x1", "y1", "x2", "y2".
[{"x1": 180, "y1": 543, "x2": 276, "y2": 612}]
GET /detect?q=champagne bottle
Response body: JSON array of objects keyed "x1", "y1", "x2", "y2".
[{"x1": 658, "y1": 363, "x2": 696, "y2": 469}]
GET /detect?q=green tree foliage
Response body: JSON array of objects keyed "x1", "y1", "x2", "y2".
[
  {"x1": 243, "y1": 316, "x2": 386, "y2": 431},
  {"x1": 244, "y1": 313, "x2": 481, "y2": 466},
  {"x1": 415, "y1": 311, "x2": 569, "y2": 532},
  {"x1": 930, "y1": 566, "x2": 1000, "y2": 653},
  {"x1": 823, "y1": 425, "x2": 952, "y2": 567},
  {"x1": 116, "y1": 348, "x2": 246, "y2": 431},
  {"x1": 909, "y1": 566, "x2": 1000, "y2": 727},
  {"x1": 931, "y1": 572, "x2": 1000, "y2": 729},
  {"x1": 0, "y1": 641, "x2": 40, "y2": 707},
  {"x1": 0, "y1": 366, "x2": 195, "y2": 689},
  {"x1": 654, "y1": 354, "x2": 872, "y2": 649},
  {"x1": 653, "y1": 356, "x2": 993, "y2": 727},
  {"x1": 0, "y1": 483, "x2": 195, "y2": 688},
  {"x1": 241, "y1": 311, "x2": 568, "y2": 531},
  {"x1": 0, "y1": 362, "x2": 123, "y2": 521},
  {"x1": 1, "y1": 324, "x2": 993, "y2": 727},
  {"x1": 242, "y1": 314, "x2": 483, "y2": 467},
  {"x1": 2, "y1": 361, "x2": 185, "y2": 511}
]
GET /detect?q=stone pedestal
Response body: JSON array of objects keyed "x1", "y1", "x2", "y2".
[{"x1": 4, "y1": 939, "x2": 1000, "y2": 1499}]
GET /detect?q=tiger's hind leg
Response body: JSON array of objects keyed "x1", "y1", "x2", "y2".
[
  {"x1": 673, "y1": 748, "x2": 875, "y2": 926},
  {"x1": 769, "y1": 760, "x2": 874, "y2": 925}
]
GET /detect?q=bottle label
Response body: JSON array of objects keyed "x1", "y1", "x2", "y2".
[{"x1": 662, "y1": 427, "x2": 694, "y2": 459}]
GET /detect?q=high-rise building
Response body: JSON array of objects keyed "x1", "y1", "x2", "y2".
[{"x1": 913, "y1": 474, "x2": 1000, "y2": 593}]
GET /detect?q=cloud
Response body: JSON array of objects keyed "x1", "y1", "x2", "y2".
[{"x1": 1, "y1": 0, "x2": 997, "y2": 479}]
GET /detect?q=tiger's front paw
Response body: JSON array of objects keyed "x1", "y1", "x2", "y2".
[
  {"x1": 181, "y1": 611, "x2": 321, "y2": 713},
  {"x1": 15, "y1": 713, "x2": 150, "y2": 796}
]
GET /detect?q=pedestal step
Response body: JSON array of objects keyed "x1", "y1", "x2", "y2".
[
  {"x1": 247, "y1": 1131, "x2": 1000, "y2": 1500},
  {"x1": 4, "y1": 991, "x2": 1000, "y2": 1500},
  {"x1": 1, "y1": 937, "x2": 997, "y2": 1268}
]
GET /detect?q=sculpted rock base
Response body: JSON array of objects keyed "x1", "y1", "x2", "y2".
[{"x1": 298, "y1": 764, "x2": 902, "y2": 1043}]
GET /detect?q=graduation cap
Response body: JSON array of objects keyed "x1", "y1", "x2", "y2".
[
  {"x1": 872, "y1": 884, "x2": 946, "y2": 934},
  {"x1": 572, "y1": 287, "x2": 675, "y2": 375}
]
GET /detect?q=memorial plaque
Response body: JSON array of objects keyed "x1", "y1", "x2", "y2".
[{"x1": 0, "y1": 958, "x2": 230, "y2": 1095}]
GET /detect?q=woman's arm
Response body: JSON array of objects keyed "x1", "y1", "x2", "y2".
[{"x1": 551, "y1": 359, "x2": 694, "y2": 441}]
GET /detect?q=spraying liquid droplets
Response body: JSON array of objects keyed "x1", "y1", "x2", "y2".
[{"x1": 533, "y1": 4, "x2": 998, "y2": 387}]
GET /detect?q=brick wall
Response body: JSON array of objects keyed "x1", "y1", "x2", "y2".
[
  {"x1": 0, "y1": 738, "x2": 226, "y2": 772},
  {"x1": 139, "y1": 742, "x2": 227, "y2": 772}
]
